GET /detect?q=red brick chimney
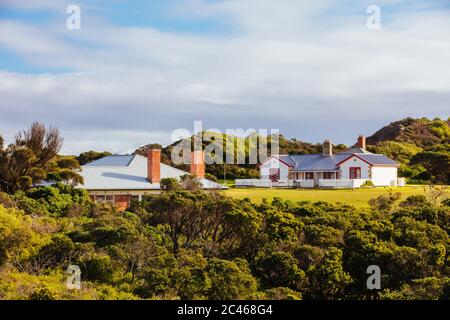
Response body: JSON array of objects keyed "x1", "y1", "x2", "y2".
[
  {"x1": 357, "y1": 135, "x2": 366, "y2": 149},
  {"x1": 147, "y1": 149, "x2": 161, "y2": 183},
  {"x1": 190, "y1": 151, "x2": 205, "y2": 178}
]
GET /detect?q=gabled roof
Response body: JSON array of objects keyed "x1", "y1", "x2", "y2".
[
  {"x1": 79, "y1": 155, "x2": 226, "y2": 190},
  {"x1": 289, "y1": 154, "x2": 349, "y2": 171},
  {"x1": 352, "y1": 154, "x2": 398, "y2": 166},
  {"x1": 84, "y1": 155, "x2": 135, "y2": 167},
  {"x1": 277, "y1": 155, "x2": 297, "y2": 167},
  {"x1": 267, "y1": 151, "x2": 398, "y2": 172}
]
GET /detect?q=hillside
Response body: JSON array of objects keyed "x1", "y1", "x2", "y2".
[
  {"x1": 132, "y1": 117, "x2": 449, "y2": 183},
  {"x1": 367, "y1": 117, "x2": 450, "y2": 147},
  {"x1": 134, "y1": 133, "x2": 349, "y2": 179}
]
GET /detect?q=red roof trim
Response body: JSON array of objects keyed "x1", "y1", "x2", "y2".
[
  {"x1": 257, "y1": 156, "x2": 295, "y2": 168},
  {"x1": 336, "y1": 154, "x2": 373, "y2": 166}
]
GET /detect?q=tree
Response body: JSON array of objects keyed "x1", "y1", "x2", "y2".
[
  {"x1": 307, "y1": 247, "x2": 353, "y2": 299},
  {"x1": 410, "y1": 152, "x2": 450, "y2": 184},
  {"x1": 369, "y1": 190, "x2": 401, "y2": 213},
  {"x1": 160, "y1": 178, "x2": 181, "y2": 191},
  {"x1": 76, "y1": 151, "x2": 112, "y2": 166},
  {"x1": 205, "y1": 258, "x2": 257, "y2": 300},
  {"x1": 46, "y1": 156, "x2": 84, "y2": 186},
  {"x1": 180, "y1": 174, "x2": 202, "y2": 191},
  {"x1": 255, "y1": 251, "x2": 306, "y2": 291},
  {"x1": 0, "y1": 123, "x2": 64, "y2": 193}
]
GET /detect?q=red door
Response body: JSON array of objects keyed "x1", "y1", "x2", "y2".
[
  {"x1": 269, "y1": 168, "x2": 280, "y2": 182},
  {"x1": 349, "y1": 167, "x2": 361, "y2": 179}
]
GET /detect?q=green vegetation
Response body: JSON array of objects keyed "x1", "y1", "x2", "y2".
[
  {"x1": 76, "y1": 151, "x2": 112, "y2": 166},
  {"x1": 0, "y1": 119, "x2": 449, "y2": 300},
  {"x1": 0, "y1": 122, "x2": 83, "y2": 194},
  {"x1": 1, "y1": 184, "x2": 449, "y2": 300},
  {"x1": 367, "y1": 117, "x2": 450, "y2": 184}
]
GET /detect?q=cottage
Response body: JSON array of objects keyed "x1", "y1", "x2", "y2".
[
  {"x1": 239, "y1": 136, "x2": 402, "y2": 189},
  {"x1": 77, "y1": 150, "x2": 226, "y2": 210}
]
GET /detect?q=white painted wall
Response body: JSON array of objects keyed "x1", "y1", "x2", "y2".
[
  {"x1": 235, "y1": 179, "x2": 272, "y2": 188},
  {"x1": 339, "y1": 156, "x2": 371, "y2": 179},
  {"x1": 371, "y1": 166, "x2": 398, "y2": 186},
  {"x1": 259, "y1": 157, "x2": 290, "y2": 180},
  {"x1": 319, "y1": 179, "x2": 368, "y2": 189}
]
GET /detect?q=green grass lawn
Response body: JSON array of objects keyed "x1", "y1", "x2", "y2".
[{"x1": 225, "y1": 186, "x2": 429, "y2": 208}]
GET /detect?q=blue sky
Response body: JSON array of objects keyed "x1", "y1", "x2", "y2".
[{"x1": 0, "y1": 0, "x2": 449, "y2": 154}]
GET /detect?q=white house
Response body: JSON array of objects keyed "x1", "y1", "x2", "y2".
[{"x1": 239, "y1": 136, "x2": 402, "y2": 189}]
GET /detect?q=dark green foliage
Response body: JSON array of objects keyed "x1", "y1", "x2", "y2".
[
  {"x1": 1, "y1": 186, "x2": 449, "y2": 300},
  {"x1": 0, "y1": 123, "x2": 83, "y2": 193},
  {"x1": 410, "y1": 152, "x2": 450, "y2": 184},
  {"x1": 205, "y1": 258, "x2": 257, "y2": 300},
  {"x1": 255, "y1": 251, "x2": 305, "y2": 290},
  {"x1": 81, "y1": 254, "x2": 114, "y2": 283},
  {"x1": 16, "y1": 183, "x2": 92, "y2": 217},
  {"x1": 76, "y1": 151, "x2": 112, "y2": 165},
  {"x1": 160, "y1": 178, "x2": 181, "y2": 191}
]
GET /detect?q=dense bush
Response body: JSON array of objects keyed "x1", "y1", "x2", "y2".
[{"x1": 0, "y1": 187, "x2": 449, "y2": 300}]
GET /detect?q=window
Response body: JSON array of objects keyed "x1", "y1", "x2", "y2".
[
  {"x1": 305, "y1": 172, "x2": 314, "y2": 180},
  {"x1": 269, "y1": 168, "x2": 280, "y2": 182},
  {"x1": 323, "y1": 172, "x2": 334, "y2": 179},
  {"x1": 95, "y1": 195, "x2": 114, "y2": 204},
  {"x1": 349, "y1": 167, "x2": 361, "y2": 179}
]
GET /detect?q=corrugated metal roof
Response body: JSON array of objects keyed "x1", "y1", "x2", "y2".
[
  {"x1": 278, "y1": 155, "x2": 297, "y2": 167},
  {"x1": 285, "y1": 152, "x2": 397, "y2": 171},
  {"x1": 84, "y1": 155, "x2": 135, "y2": 167},
  {"x1": 79, "y1": 155, "x2": 226, "y2": 190},
  {"x1": 339, "y1": 147, "x2": 372, "y2": 155},
  {"x1": 289, "y1": 154, "x2": 349, "y2": 171},
  {"x1": 356, "y1": 154, "x2": 398, "y2": 166}
]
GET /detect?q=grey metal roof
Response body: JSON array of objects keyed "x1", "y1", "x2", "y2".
[
  {"x1": 277, "y1": 155, "x2": 297, "y2": 167},
  {"x1": 84, "y1": 155, "x2": 135, "y2": 167},
  {"x1": 339, "y1": 147, "x2": 372, "y2": 155},
  {"x1": 288, "y1": 154, "x2": 349, "y2": 171},
  {"x1": 356, "y1": 154, "x2": 398, "y2": 166},
  {"x1": 78, "y1": 155, "x2": 227, "y2": 190},
  {"x1": 284, "y1": 152, "x2": 397, "y2": 172}
]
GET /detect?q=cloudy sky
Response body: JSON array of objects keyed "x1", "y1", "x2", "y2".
[{"x1": 0, "y1": 0, "x2": 449, "y2": 154}]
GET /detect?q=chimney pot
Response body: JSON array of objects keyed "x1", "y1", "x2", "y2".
[{"x1": 147, "y1": 149, "x2": 161, "y2": 183}]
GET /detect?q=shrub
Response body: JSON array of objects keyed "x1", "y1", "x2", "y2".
[
  {"x1": 160, "y1": 178, "x2": 180, "y2": 191},
  {"x1": 362, "y1": 180, "x2": 374, "y2": 187},
  {"x1": 81, "y1": 254, "x2": 114, "y2": 283},
  {"x1": 205, "y1": 258, "x2": 257, "y2": 300},
  {"x1": 0, "y1": 192, "x2": 15, "y2": 208}
]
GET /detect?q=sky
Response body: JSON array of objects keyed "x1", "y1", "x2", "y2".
[{"x1": 0, "y1": 0, "x2": 449, "y2": 154}]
